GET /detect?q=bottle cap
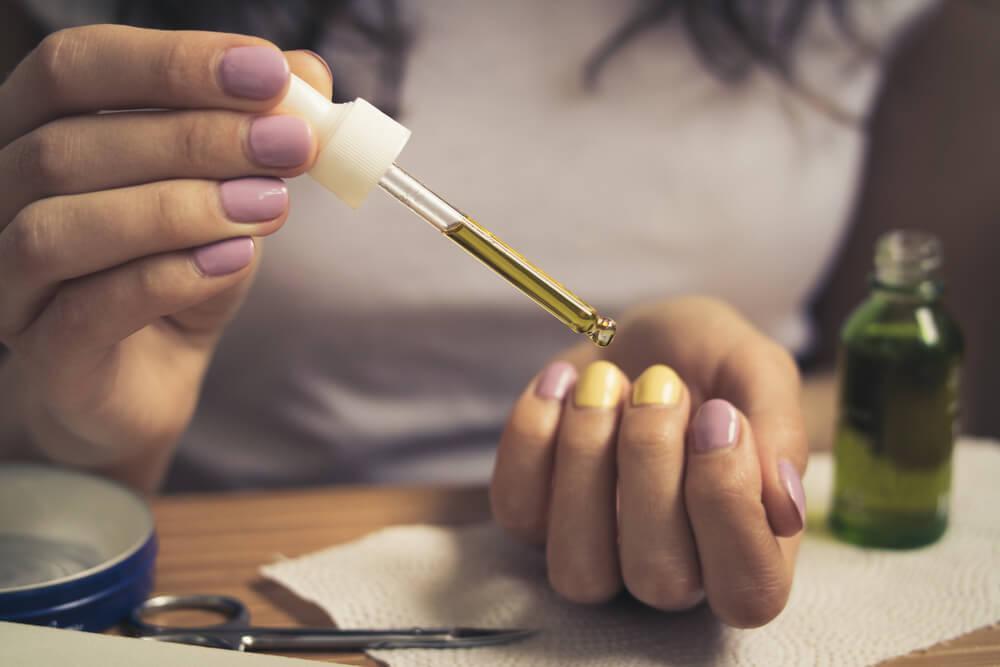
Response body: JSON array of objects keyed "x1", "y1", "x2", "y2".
[
  {"x1": 875, "y1": 230, "x2": 942, "y2": 286},
  {"x1": 280, "y1": 75, "x2": 411, "y2": 208}
]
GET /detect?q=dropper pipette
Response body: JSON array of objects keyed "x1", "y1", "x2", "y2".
[{"x1": 280, "y1": 75, "x2": 616, "y2": 347}]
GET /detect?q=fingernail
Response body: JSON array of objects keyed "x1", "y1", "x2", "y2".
[
  {"x1": 249, "y1": 115, "x2": 312, "y2": 168},
  {"x1": 194, "y1": 237, "x2": 254, "y2": 276},
  {"x1": 219, "y1": 178, "x2": 288, "y2": 222},
  {"x1": 778, "y1": 459, "x2": 807, "y2": 529},
  {"x1": 574, "y1": 361, "x2": 623, "y2": 408},
  {"x1": 632, "y1": 364, "x2": 682, "y2": 407},
  {"x1": 302, "y1": 50, "x2": 333, "y2": 89},
  {"x1": 692, "y1": 399, "x2": 740, "y2": 452},
  {"x1": 219, "y1": 46, "x2": 289, "y2": 99},
  {"x1": 535, "y1": 361, "x2": 577, "y2": 401}
]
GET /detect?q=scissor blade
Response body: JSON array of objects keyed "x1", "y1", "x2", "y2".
[
  {"x1": 372, "y1": 627, "x2": 537, "y2": 648},
  {"x1": 445, "y1": 627, "x2": 538, "y2": 646},
  {"x1": 228, "y1": 626, "x2": 538, "y2": 651}
]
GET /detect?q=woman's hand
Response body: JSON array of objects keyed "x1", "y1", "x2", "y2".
[
  {"x1": 491, "y1": 296, "x2": 808, "y2": 628},
  {"x1": 0, "y1": 25, "x2": 332, "y2": 489}
]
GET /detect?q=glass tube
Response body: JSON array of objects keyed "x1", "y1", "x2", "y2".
[{"x1": 378, "y1": 164, "x2": 616, "y2": 346}]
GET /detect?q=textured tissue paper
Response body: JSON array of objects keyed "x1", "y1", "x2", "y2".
[{"x1": 263, "y1": 440, "x2": 1000, "y2": 666}]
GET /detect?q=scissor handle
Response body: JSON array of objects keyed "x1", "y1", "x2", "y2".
[{"x1": 128, "y1": 594, "x2": 251, "y2": 635}]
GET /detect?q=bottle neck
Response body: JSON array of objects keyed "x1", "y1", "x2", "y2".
[
  {"x1": 870, "y1": 275, "x2": 942, "y2": 303},
  {"x1": 870, "y1": 230, "x2": 943, "y2": 303}
]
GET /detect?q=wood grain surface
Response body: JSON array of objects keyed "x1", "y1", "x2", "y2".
[{"x1": 146, "y1": 485, "x2": 999, "y2": 666}]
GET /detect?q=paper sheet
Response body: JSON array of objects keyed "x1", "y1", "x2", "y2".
[{"x1": 263, "y1": 440, "x2": 1000, "y2": 666}]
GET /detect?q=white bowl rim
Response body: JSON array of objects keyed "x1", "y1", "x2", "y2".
[{"x1": 0, "y1": 464, "x2": 155, "y2": 595}]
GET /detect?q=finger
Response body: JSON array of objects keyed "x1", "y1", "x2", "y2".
[
  {"x1": 685, "y1": 399, "x2": 794, "y2": 628},
  {"x1": 602, "y1": 297, "x2": 809, "y2": 537},
  {"x1": 0, "y1": 25, "x2": 290, "y2": 146},
  {"x1": 717, "y1": 340, "x2": 809, "y2": 537},
  {"x1": 547, "y1": 361, "x2": 626, "y2": 604},
  {"x1": 491, "y1": 361, "x2": 578, "y2": 544},
  {"x1": 617, "y1": 365, "x2": 703, "y2": 610},
  {"x1": 0, "y1": 110, "x2": 313, "y2": 224},
  {"x1": 0, "y1": 178, "x2": 288, "y2": 338},
  {"x1": 16, "y1": 237, "x2": 258, "y2": 381},
  {"x1": 286, "y1": 50, "x2": 333, "y2": 100}
]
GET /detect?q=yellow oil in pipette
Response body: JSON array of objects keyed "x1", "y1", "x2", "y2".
[
  {"x1": 378, "y1": 164, "x2": 616, "y2": 347},
  {"x1": 445, "y1": 218, "x2": 616, "y2": 346}
]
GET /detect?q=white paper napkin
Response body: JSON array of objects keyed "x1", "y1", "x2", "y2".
[{"x1": 262, "y1": 440, "x2": 1000, "y2": 666}]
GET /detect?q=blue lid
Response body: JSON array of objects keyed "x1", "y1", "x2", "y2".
[{"x1": 0, "y1": 465, "x2": 157, "y2": 631}]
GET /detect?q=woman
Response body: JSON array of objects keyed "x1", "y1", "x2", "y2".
[{"x1": 3, "y1": 0, "x2": 993, "y2": 628}]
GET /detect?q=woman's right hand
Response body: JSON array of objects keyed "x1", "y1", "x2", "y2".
[{"x1": 0, "y1": 25, "x2": 332, "y2": 489}]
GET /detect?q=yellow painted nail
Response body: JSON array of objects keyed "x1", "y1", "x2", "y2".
[
  {"x1": 632, "y1": 364, "x2": 682, "y2": 407},
  {"x1": 574, "y1": 360, "x2": 624, "y2": 408}
]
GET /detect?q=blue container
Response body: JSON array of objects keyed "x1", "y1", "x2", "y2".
[{"x1": 0, "y1": 465, "x2": 157, "y2": 631}]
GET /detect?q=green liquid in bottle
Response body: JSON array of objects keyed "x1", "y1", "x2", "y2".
[{"x1": 830, "y1": 231, "x2": 963, "y2": 549}]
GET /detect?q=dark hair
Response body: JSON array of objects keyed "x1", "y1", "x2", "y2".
[
  {"x1": 114, "y1": 0, "x2": 860, "y2": 117},
  {"x1": 584, "y1": 0, "x2": 863, "y2": 88},
  {"x1": 116, "y1": 0, "x2": 410, "y2": 114}
]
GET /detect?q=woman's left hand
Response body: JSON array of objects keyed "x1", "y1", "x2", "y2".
[{"x1": 490, "y1": 296, "x2": 809, "y2": 628}]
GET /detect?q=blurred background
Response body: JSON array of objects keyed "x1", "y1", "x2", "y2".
[{"x1": 1, "y1": 0, "x2": 997, "y2": 448}]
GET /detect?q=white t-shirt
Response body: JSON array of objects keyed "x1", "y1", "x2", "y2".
[{"x1": 143, "y1": 0, "x2": 930, "y2": 489}]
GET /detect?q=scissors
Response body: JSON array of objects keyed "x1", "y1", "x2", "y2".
[{"x1": 126, "y1": 594, "x2": 535, "y2": 652}]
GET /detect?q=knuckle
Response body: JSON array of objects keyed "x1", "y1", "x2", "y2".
[
  {"x1": 176, "y1": 115, "x2": 216, "y2": 170},
  {"x1": 686, "y1": 466, "x2": 756, "y2": 511},
  {"x1": 715, "y1": 573, "x2": 789, "y2": 628},
  {"x1": 17, "y1": 126, "x2": 69, "y2": 189},
  {"x1": 8, "y1": 136, "x2": 36, "y2": 184},
  {"x1": 550, "y1": 565, "x2": 622, "y2": 605},
  {"x1": 197, "y1": 179, "x2": 226, "y2": 219},
  {"x1": 618, "y1": 421, "x2": 680, "y2": 457},
  {"x1": 154, "y1": 38, "x2": 199, "y2": 100},
  {"x1": 490, "y1": 492, "x2": 546, "y2": 543},
  {"x1": 134, "y1": 259, "x2": 171, "y2": 305},
  {"x1": 10, "y1": 133, "x2": 41, "y2": 185},
  {"x1": 559, "y1": 439, "x2": 600, "y2": 460},
  {"x1": 151, "y1": 182, "x2": 199, "y2": 242},
  {"x1": 33, "y1": 29, "x2": 78, "y2": 94},
  {"x1": 559, "y1": 426, "x2": 615, "y2": 458},
  {"x1": 46, "y1": 289, "x2": 93, "y2": 339},
  {"x1": 623, "y1": 563, "x2": 704, "y2": 611},
  {"x1": 767, "y1": 340, "x2": 799, "y2": 377},
  {"x1": 758, "y1": 338, "x2": 802, "y2": 388},
  {"x1": 3, "y1": 205, "x2": 49, "y2": 281}
]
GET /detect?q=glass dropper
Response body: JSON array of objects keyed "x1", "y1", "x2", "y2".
[
  {"x1": 378, "y1": 165, "x2": 616, "y2": 346},
  {"x1": 280, "y1": 75, "x2": 616, "y2": 347}
]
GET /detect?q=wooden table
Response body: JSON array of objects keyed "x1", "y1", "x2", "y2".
[{"x1": 150, "y1": 486, "x2": 1000, "y2": 666}]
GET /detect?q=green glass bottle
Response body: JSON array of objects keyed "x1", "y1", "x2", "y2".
[{"x1": 830, "y1": 230, "x2": 963, "y2": 549}]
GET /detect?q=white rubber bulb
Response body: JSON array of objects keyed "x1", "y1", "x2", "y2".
[{"x1": 280, "y1": 75, "x2": 411, "y2": 209}]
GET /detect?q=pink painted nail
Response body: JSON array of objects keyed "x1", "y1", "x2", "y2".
[
  {"x1": 194, "y1": 237, "x2": 254, "y2": 276},
  {"x1": 535, "y1": 361, "x2": 577, "y2": 401},
  {"x1": 779, "y1": 459, "x2": 807, "y2": 530},
  {"x1": 249, "y1": 116, "x2": 312, "y2": 168},
  {"x1": 219, "y1": 178, "x2": 288, "y2": 222},
  {"x1": 692, "y1": 399, "x2": 740, "y2": 452},
  {"x1": 219, "y1": 46, "x2": 289, "y2": 100}
]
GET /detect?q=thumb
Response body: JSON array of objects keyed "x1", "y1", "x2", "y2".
[
  {"x1": 720, "y1": 341, "x2": 809, "y2": 537},
  {"x1": 285, "y1": 50, "x2": 333, "y2": 100}
]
